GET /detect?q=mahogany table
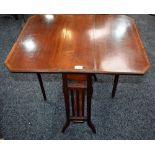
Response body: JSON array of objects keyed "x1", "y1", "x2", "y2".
[
  {"x1": 5, "y1": 15, "x2": 150, "y2": 131},
  {"x1": 5, "y1": 15, "x2": 150, "y2": 97}
]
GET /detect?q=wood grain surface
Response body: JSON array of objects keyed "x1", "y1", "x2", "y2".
[{"x1": 5, "y1": 15, "x2": 150, "y2": 74}]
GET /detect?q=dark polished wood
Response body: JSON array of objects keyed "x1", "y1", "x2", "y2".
[
  {"x1": 62, "y1": 74, "x2": 96, "y2": 133},
  {"x1": 5, "y1": 15, "x2": 150, "y2": 75}
]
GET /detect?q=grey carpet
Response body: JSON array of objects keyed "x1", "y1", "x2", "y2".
[{"x1": 0, "y1": 15, "x2": 155, "y2": 140}]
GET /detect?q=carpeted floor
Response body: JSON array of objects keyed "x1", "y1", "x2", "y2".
[{"x1": 0, "y1": 14, "x2": 155, "y2": 140}]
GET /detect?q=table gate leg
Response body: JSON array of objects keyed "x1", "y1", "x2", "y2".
[
  {"x1": 112, "y1": 75, "x2": 119, "y2": 98},
  {"x1": 87, "y1": 75, "x2": 96, "y2": 133},
  {"x1": 37, "y1": 73, "x2": 47, "y2": 101},
  {"x1": 62, "y1": 74, "x2": 70, "y2": 133},
  {"x1": 93, "y1": 74, "x2": 97, "y2": 82}
]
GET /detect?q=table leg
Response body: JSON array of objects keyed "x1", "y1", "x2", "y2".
[
  {"x1": 93, "y1": 74, "x2": 97, "y2": 82},
  {"x1": 37, "y1": 73, "x2": 47, "y2": 101},
  {"x1": 112, "y1": 75, "x2": 119, "y2": 98},
  {"x1": 61, "y1": 74, "x2": 70, "y2": 133},
  {"x1": 13, "y1": 15, "x2": 19, "y2": 20},
  {"x1": 87, "y1": 75, "x2": 96, "y2": 133}
]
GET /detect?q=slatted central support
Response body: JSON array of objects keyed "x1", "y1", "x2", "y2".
[{"x1": 62, "y1": 74, "x2": 96, "y2": 133}]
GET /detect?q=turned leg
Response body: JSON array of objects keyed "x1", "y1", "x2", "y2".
[
  {"x1": 112, "y1": 75, "x2": 119, "y2": 98},
  {"x1": 37, "y1": 73, "x2": 47, "y2": 101}
]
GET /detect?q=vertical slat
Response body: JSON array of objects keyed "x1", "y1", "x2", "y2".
[
  {"x1": 74, "y1": 89, "x2": 77, "y2": 116},
  {"x1": 82, "y1": 90, "x2": 85, "y2": 117},
  {"x1": 70, "y1": 89, "x2": 75, "y2": 116},
  {"x1": 79, "y1": 89, "x2": 85, "y2": 117},
  {"x1": 76, "y1": 90, "x2": 80, "y2": 117},
  {"x1": 79, "y1": 90, "x2": 82, "y2": 117}
]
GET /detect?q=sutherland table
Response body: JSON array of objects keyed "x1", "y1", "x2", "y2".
[{"x1": 5, "y1": 15, "x2": 150, "y2": 132}]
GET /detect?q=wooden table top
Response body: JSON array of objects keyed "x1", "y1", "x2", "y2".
[{"x1": 5, "y1": 15, "x2": 150, "y2": 74}]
